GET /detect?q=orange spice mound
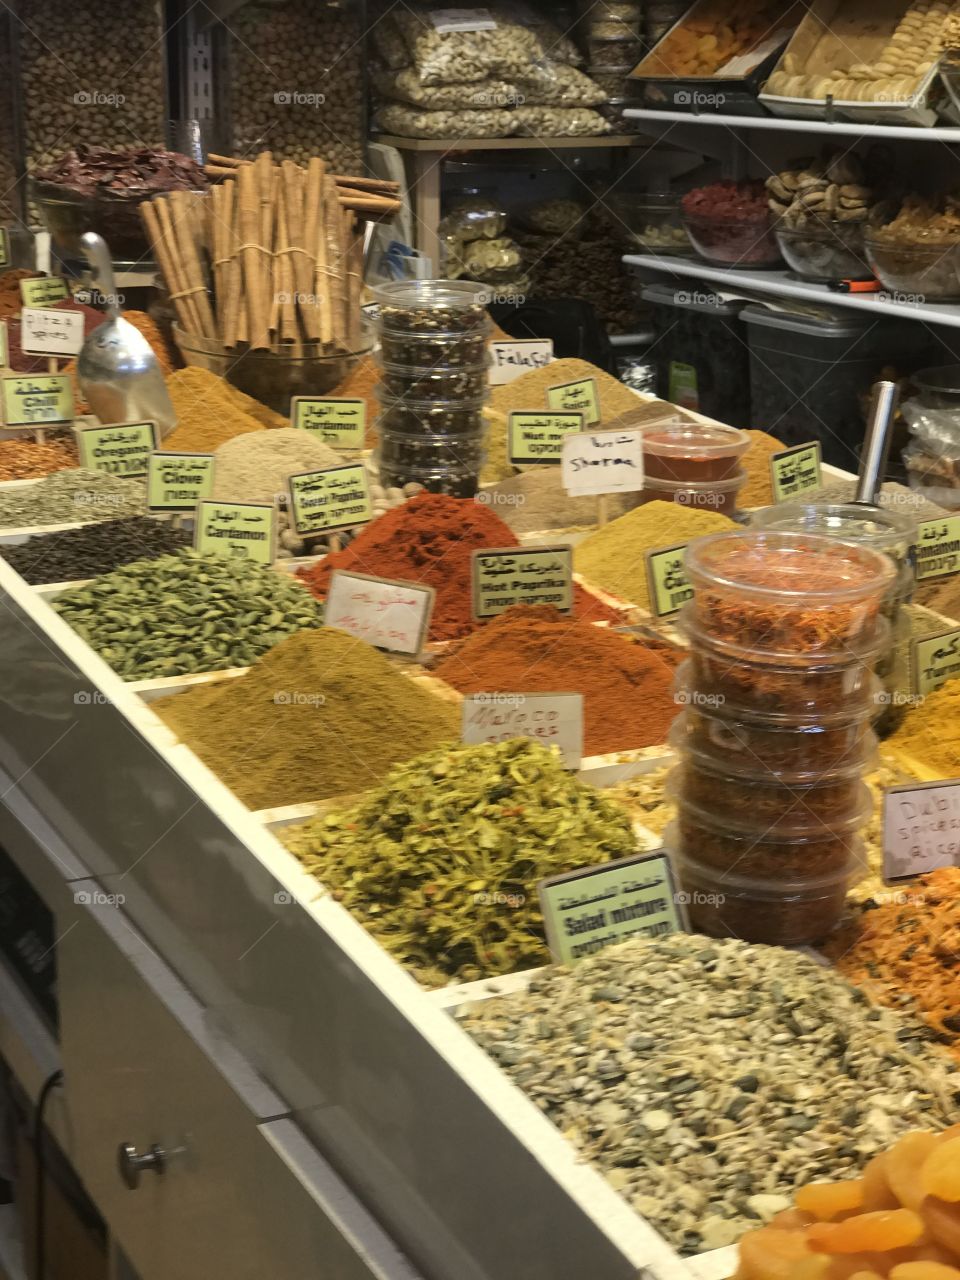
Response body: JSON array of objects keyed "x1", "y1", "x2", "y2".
[
  {"x1": 0, "y1": 436, "x2": 78, "y2": 480},
  {"x1": 297, "y1": 492, "x2": 621, "y2": 641},
  {"x1": 824, "y1": 866, "x2": 960, "y2": 1058},
  {"x1": 435, "y1": 604, "x2": 681, "y2": 754}
]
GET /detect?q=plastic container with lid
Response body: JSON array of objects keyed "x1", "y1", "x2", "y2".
[
  {"x1": 636, "y1": 469, "x2": 747, "y2": 517},
  {"x1": 668, "y1": 718, "x2": 877, "y2": 785},
  {"x1": 668, "y1": 760, "x2": 869, "y2": 837},
  {"x1": 741, "y1": 303, "x2": 929, "y2": 469},
  {"x1": 372, "y1": 280, "x2": 492, "y2": 335},
  {"x1": 378, "y1": 429, "x2": 485, "y2": 470},
  {"x1": 641, "y1": 420, "x2": 749, "y2": 483},
  {"x1": 676, "y1": 704, "x2": 875, "y2": 773},
  {"x1": 672, "y1": 660, "x2": 880, "y2": 726},
  {"x1": 380, "y1": 362, "x2": 488, "y2": 401},
  {"x1": 378, "y1": 326, "x2": 490, "y2": 368},
  {"x1": 375, "y1": 392, "x2": 486, "y2": 438},
  {"x1": 678, "y1": 604, "x2": 890, "y2": 671},
  {"x1": 640, "y1": 283, "x2": 750, "y2": 427},
  {"x1": 685, "y1": 530, "x2": 896, "y2": 656},
  {"x1": 378, "y1": 457, "x2": 480, "y2": 499},
  {"x1": 667, "y1": 837, "x2": 860, "y2": 944},
  {"x1": 750, "y1": 501, "x2": 915, "y2": 573}
]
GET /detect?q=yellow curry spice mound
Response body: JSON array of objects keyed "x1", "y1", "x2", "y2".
[
  {"x1": 887, "y1": 677, "x2": 960, "y2": 775},
  {"x1": 163, "y1": 367, "x2": 287, "y2": 450},
  {"x1": 575, "y1": 500, "x2": 737, "y2": 610},
  {"x1": 489, "y1": 357, "x2": 643, "y2": 423},
  {"x1": 738, "y1": 429, "x2": 786, "y2": 508}
]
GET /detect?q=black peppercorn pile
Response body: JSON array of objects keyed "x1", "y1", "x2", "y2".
[{"x1": 2, "y1": 517, "x2": 191, "y2": 585}]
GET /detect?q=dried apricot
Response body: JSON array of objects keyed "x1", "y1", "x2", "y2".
[
  {"x1": 739, "y1": 1227, "x2": 815, "y2": 1280},
  {"x1": 797, "y1": 1183, "x2": 868, "y2": 1222},
  {"x1": 922, "y1": 1141, "x2": 960, "y2": 1204},
  {"x1": 889, "y1": 1135, "x2": 941, "y2": 1212},
  {"x1": 808, "y1": 1211, "x2": 926, "y2": 1255},
  {"x1": 773, "y1": 1210, "x2": 818, "y2": 1230},
  {"x1": 891, "y1": 1265, "x2": 960, "y2": 1280},
  {"x1": 863, "y1": 1156, "x2": 901, "y2": 1213},
  {"x1": 920, "y1": 1198, "x2": 960, "y2": 1257}
]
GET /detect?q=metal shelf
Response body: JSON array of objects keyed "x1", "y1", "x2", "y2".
[
  {"x1": 623, "y1": 254, "x2": 960, "y2": 327},
  {"x1": 622, "y1": 107, "x2": 960, "y2": 141}
]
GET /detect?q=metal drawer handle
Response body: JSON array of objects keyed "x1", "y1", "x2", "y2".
[{"x1": 118, "y1": 1142, "x2": 166, "y2": 1190}]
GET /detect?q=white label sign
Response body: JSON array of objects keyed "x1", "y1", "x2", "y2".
[
  {"x1": 883, "y1": 779, "x2": 960, "y2": 880},
  {"x1": 562, "y1": 430, "x2": 645, "y2": 496},
  {"x1": 20, "y1": 307, "x2": 85, "y2": 357},
  {"x1": 430, "y1": 6, "x2": 496, "y2": 30},
  {"x1": 488, "y1": 339, "x2": 554, "y2": 385},
  {"x1": 461, "y1": 692, "x2": 583, "y2": 768},
  {"x1": 325, "y1": 570, "x2": 435, "y2": 656}
]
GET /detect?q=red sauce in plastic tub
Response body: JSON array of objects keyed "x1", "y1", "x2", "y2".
[{"x1": 641, "y1": 420, "x2": 749, "y2": 483}]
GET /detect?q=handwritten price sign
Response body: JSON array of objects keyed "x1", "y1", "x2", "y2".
[{"x1": 324, "y1": 570, "x2": 435, "y2": 656}]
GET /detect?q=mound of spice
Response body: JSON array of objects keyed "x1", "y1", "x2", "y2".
[
  {"x1": 53, "y1": 550, "x2": 323, "y2": 679},
  {"x1": 478, "y1": 464, "x2": 639, "y2": 532},
  {"x1": 297, "y1": 492, "x2": 622, "y2": 641},
  {"x1": 0, "y1": 436, "x2": 78, "y2": 481},
  {"x1": 163, "y1": 367, "x2": 286, "y2": 451},
  {"x1": 329, "y1": 354, "x2": 380, "y2": 447},
  {"x1": 152, "y1": 629, "x2": 458, "y2": 809},
  {"x1": 825, "y1": 867, "x2": 960, "y2": 1058},
  {"x1": 457, "y1": 935, "x2": 960, "y2": 1255},
  {"x1": 434, "y1": 605, "x2": 681, "y2": 755},
  {"x1": 212, "y1": 429, "x2": 343, "y2": 503},
  {"x1": 734, "y1": 1127, "x2": 960, "y2": 1280},
  {"x1": 0, "y1": 469, "x2": 146, "y2": 530},
  {"x1": 738, "y1": 429, "x2": 786, "y2": 508},
  {"x1": 887, "y1": 678, "x2": 960, "y2": 774},
  {"x1": 489, "y1": 357, "x2": 642, "y2": 423},
  {"x1": 0, "y1": 269, "x2": 38, "y2": 320},
  {"x1": 284, "y1": 737, "x2": 636, "y2": 984},
  {"x1": 575, "y1": 500, "x2": 737, "y2": 610},
  {"x1": 1, "y1": 516, "x2": 190, "y2": 584}
]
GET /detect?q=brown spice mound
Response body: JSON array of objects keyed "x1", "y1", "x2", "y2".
[
  {"x1": 435, "y1": 604, "x2": 681, "y2": 755},
  {"x1": 330, "y1": 354, "x2": 381, "y2": 447},
  {"x1": 0, "y1": 436, "x2": 78, "y2": 480},
  {"x1": 825, "y1": 866, "x2": 960, "y2": 1058},
  {"x1": 489, "y1": 357, "x2": 642, "y2": 423},
  {"x1": 738, "y1": 429, "x2": 785, "y2": 508},
  {"x1": 163, "y1": 367, "x2": 286, "y2": 450}
]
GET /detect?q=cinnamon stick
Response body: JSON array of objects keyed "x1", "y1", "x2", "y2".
[
  {"x1": 238, "y1": 162, "x2": 270, "y2": 350},
  {"x1": 346, "y1": 214, "x2": 364, "y2": 352},
  {"x1": 301, "y1": 157, "x2": 325, "y2": 342},
  {"x1": 155, "y1": 196, "x2": 204, "y2": 336},
  {"x1": 257, "y1": 153, "x2": 275, "y2": 336},
  {"x1": 276, "y1": 182, "x2": 300, "y2": 348},
  {"x1": 319, "y1": 175, "x2": 342, "y2": 348},
  {"x1": 331, "y1": 174, "x2": 400, "y2": 194},
  {"x1": 141, "y1": 199, "x2": 195, "y2": 335},
  {"x1": 169, "y1": 190, "x2": 218, "y2": 340}
]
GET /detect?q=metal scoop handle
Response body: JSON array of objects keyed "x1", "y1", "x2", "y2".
[
  {"x1": 854, "y1": 380, "x2": 898, "y2": 507},
  {"x1": 80, "y1": 232, "x2": 119, "y2": 319}
]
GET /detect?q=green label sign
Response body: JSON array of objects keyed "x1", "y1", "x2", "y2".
[
  {"x1": 546, "y1": 377, "x2": 599, "y2": 425},
  {"x1": 916, "y1": 517, "x2": 960, "y2": 582},
  {"x1": 287, "y1": 463, "x2": 372, "y2": 535},
  {"x1": 472, "y1": 544, "x2": 573, "y2": 619},
  {"x1": 645, "y1": 542, "x2": 692, "y2": 618},
  {"x1": 147, "y1": 451, "x2": 215, "y2": 511},
  {"x1": 508, "y1": 411, "x2": 583, "y2": 465},
  {"x1": 0, "y1": 228, "x2": 9, "y2": 269},
  {"x1": 292, "y1": 396, "x2": 365, "y2": 449},
  {"x1": 539, "y1": 851, "x2": 685, "y2": 966},
  {"x1": 2, "y1": 374, "x2": 74, "y2": 425},
  {"x1": 770, "y1": 442, "x2": 822, "y2": 503},
  {"x1": 913, "y1": 627, "x2": 960, "y2": 697},
  {"x1": 0, "y1": 321, "x2": 7, "y2": 368},
  {"x1": 20, "y1": 277, "x2": 70, "y2": 307},
  {"x1": 77, "y1": 420, "x2": 157, "y2": 478},
  {"x1": 195, "y1": 500, "x2": 276, "y2": 564}
]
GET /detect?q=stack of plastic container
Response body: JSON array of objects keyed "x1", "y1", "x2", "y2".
[
  {"x1": 635, "y1": 419, "x2": 750, "y2": 516},
  {"x1": 751, "y1": 502, "x2": 917, "y2": 732},
  {"x1": 372, "y1": 280, "x2": 490, "y2": 498},
  {"x1": 665, "y1": 531, "x2": 895, "y2": 946}
]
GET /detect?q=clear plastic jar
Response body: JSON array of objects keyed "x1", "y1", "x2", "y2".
[
  {"x1": 675, "y1": 704, "x2": 875, "y2": 773},
  {"x1": 668, "y1": 719, "x2": 877, "y2": 786},
  {"x1": 685, "y1": 531, "x2": 896, "y2": 656},
  {"x1": 376, "y1": 393, "x2": 486, "y2": 437},
  {"x1": 635, "y1": 470, "x2": 747, "y2": 516},
  {"x1": 380, "y1": 362, "x2": 488, "y2": 401},
  {"x1": 641, "y1": 420, "x2": 750, "y2": 483},
  {"x1": 379, "y1": 326, "x2": 490, "y2": 368},
  {"x1": 373, "y1": 279, "x2": 492, "y2": 334}
]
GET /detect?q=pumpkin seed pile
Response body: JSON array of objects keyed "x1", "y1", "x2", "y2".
[
  {"x1": 457, "y1": 935, "x2": 960, "y2": 1255},
  {"x1": 53, "y1": 549, "x2": 323, "y2": 679},
  {"x1": 284, "y1": 738, "x2": 636, "y2": 985}
]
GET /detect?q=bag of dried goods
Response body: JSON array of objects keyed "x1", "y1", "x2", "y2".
[
  {"x1": 902, "y1": 399, "x2": 960, "y2": 507},
  {"x1": 372, "y1": 66, "x2": 521, "y2": 110},
  {"x1": 371, "y1": 13, "x2": 408, "y2": 67},
  {"x1": 438, "y1": 198, "x2": 508, "y2": 241},
  {"x1": 375, "y1": 104, "x2": 515, "y2": 139},
  {"x1": 393, "y1": 6, "x2": 546, "y2": 85},
  {"x1": 517, "y1": 62, "x2": 608, "y2": 106},
  {"x1": 511, "y1": 105, "x2": 611, "y2": 136}
]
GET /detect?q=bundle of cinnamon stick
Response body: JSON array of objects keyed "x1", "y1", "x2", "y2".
[{"x1": 141, "y1": 150, "x2": 401, "y2": 355}]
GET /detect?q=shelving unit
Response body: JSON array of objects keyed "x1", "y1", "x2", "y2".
[
  {"x1": 623, "y1": 255, "x2": 960, "y2": 327},
  {"x1": 623, "y1": 107, "x2": 960, "y2": 141}
]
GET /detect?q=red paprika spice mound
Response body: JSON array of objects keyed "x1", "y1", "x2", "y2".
[
  {"x1": 297, "y1": 493, "x2": 621, "y2": 641},
  {"x1": 435, "y1": 605, "x2": 682, "y2": 754}
]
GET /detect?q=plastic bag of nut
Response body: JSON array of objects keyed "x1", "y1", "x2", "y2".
[
  {"x1": 372, "y1": 66, "x2": 522, "y2": 110},
  {"x1": 511, "y1": 105, "x2": 612, "y2": 135},
  {"x1": 393, "y1": 6, "x2": 548, "y2": 85},
  {"x1": 376, "y1": 103, "x2": 515, "y2": 139},
  {"x1": 517, "y1": 62, "x2": 609, "y2": 106}
]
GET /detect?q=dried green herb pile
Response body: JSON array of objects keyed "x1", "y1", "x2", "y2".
[
  {"x1": 284, "y1": 738, "x2": 636, "y2": 984},
  {"x1": 458, "y1": 935, "x2": 960, "y2": 1255},
  {"x1": 53, "y1": 550, "x2": 323, "y2": 679},
  {"x1": 152, "y1": 629, "x2": 459, "y2": 809},
  {"x1": 2, "y1": 516, "x2": 190, "y2": 583},
  {"x1": 0, "y1": 468, "x2": 146, "y2": 528}
]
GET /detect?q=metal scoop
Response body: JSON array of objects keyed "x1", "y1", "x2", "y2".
[{"x1": 77, "y1": 232, "x2": 176, "y2": 436}]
